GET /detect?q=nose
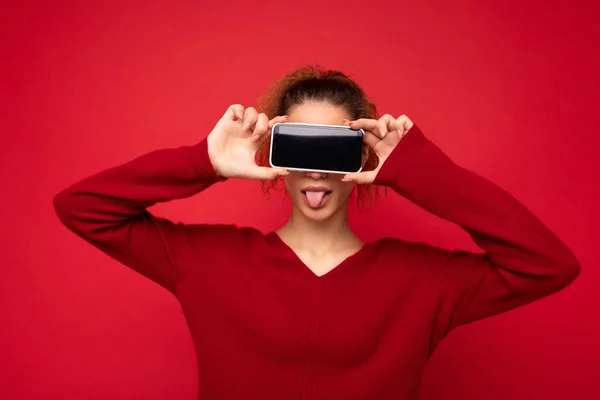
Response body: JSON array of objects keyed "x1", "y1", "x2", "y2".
[{"x1": 305, "y1": 171, "x2": 327, "y2": 180}]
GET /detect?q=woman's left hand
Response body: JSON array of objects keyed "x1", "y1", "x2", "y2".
[{"x1": 341, "y1": 114, "x2": 414, "y2": 184}]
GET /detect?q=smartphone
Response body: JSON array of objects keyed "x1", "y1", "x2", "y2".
[{"x1": 269, "y1": 122, "x2": 364, "y2": 174}]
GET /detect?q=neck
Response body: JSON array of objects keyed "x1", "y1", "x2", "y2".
[{"x1": 277, "y1": 204, "x2": 362, "y2": 254}]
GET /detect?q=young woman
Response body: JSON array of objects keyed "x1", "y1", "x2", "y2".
[{"x1": 54, "y1": 65, "x2": 581, "y2": 399}]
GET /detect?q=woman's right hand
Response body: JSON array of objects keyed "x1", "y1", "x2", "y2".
[{"x1": 207, "y1": 104, "x2": 290, "y2": 180}]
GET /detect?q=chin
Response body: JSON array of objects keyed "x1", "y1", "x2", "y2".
[{"x1": 299, "y1": 205, "x2": 337, "y2": 222}]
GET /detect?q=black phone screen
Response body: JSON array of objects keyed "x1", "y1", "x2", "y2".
[{"x1": 270, "y1": 123, "x2": 364, "y2": 173}]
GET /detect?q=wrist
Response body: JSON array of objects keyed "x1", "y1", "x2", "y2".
[
  {"x1": 373, "y1": 125, "x2": 429, "y2": 187},
  {"x1": 189, "y1": 138, "x2": 228, "y2": 181}
]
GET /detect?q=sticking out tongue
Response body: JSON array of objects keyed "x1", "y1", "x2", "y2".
[{"x1": 305, "y1": 191, "x2": 327, "y2": 208}]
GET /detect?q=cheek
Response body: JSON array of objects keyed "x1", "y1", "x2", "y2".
[
  {"x1": 282, "y1": 176, "x2": 299, "y2": 195},
  {"x1": 335, "y1": 182, "x2": 355, "y2": 201},
  {"x1": 282, "y1": 178, "x2": 291, "y2": 194}
]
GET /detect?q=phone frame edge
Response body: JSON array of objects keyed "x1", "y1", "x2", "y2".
[{"x1": 268, "y1": 122, "x2": 364, "y2": 175}]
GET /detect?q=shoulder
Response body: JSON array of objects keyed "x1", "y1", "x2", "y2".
[
  {"x1": 376, "y1": 236, "x2": 447, "y2": 253},
  {"x1": 368, "y1": 237, "x2": 462, "y2": 288},
  {"x1": 169, "y1": 223, "x2": 268, "y2": 269},
  {"x1": 375, "y1": 236, "x2": 454, "y2": 265},
  {"x1": 182, "y1": 222, "x2": 256, "y2": 235},
  {"x1": 181, "y1": 223, "x2": 265, "y2": 244}
]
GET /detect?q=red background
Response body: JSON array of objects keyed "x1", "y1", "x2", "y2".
[{"x1": 2, "y1": 0, "x2": 599, "y2": 399}]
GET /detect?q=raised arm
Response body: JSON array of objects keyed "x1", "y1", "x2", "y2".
[
  {"x1": 54, "y1": 105, "x2": 290, "y2": 294},
  {"x1": 53, "y1": 138, "x2": 229, "y2": 294},
  {"x1": 344, "y1": 116, "x2": 581, "y2": 334}
]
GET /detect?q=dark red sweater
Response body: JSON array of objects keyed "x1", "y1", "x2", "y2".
[{"x1": 53, "y1": 125, "x2": 580, "y2": 399}]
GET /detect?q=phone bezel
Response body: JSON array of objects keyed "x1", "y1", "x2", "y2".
[{"x1": 269, "y1": 122, "x2": 364, "y2": 174}]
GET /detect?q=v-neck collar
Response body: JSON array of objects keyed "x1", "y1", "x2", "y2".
[{"x1": 265, "y1": 231, "x2": 382, "y2": 280}]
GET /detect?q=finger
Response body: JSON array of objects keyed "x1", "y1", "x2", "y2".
[
  {"x1": 340, "y1": 170, "x2": 376, "y2": 184},
  {"x1": 253, "y1": 113, "x2": 269, "y2": 134},
  {"x1": 242, "y1": 107, "x2": 258, "y2": 131},
  {"x1": 253, "y1": 115, "x2": 289, "y2": 144},
  {"x1": 252, "y1": 114, "x2": 282, "y2": 144},
  {"x1": 377, "y1": 120, "x2": 388, "y2": 139},
  {"x1": 348, "y1": 118, "x2": 379, "y2": 135},
  {"x1": 383, "y1": 128, "x2": 403, "y2": 147},
  {"x1": 396, "y1": 114, "x2": 414, "y2": 135},
  {"x1": 378, "y1": 114, "x2": 396, "y2": 138},
  {"x1": 349, "y1": 120, "x2": 384, "y2": 140},
  {"x1": 223, "y1": 104, "x2": 245, "y2": 121},
  {"x1": 362, "y1": 131, "x2": 380, "y2": 149},
  {"x1": 252, "y1": 114, "x2": 270, "y2": 145},
  {"x1": 268, "y1": 115, "x2": 289, "y2": 129},
  {"x1": 382, "y1": 119, "x2": 409, "y2": 146},
  {"x1": 252, "y1": 166, "x2": 289, "y2": 180},
  {"x1": 381, "y1": 115, "x2": 411, "y2": 145}
]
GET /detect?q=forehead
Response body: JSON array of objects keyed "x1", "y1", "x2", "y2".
[{"x1": 286, "y1": 101, "x2": 352, "y2": 125}]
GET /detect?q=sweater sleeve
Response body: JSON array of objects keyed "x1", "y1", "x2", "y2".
[
  {"x1": 53, "y1": 138, "x2": 232, "y2": 295},
  {"x1": 373, "y1": 125, "x2": 581, "y2": 332}
]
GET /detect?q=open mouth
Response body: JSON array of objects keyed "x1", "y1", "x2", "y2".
[{"x1": 301, "y1": 190, "x2": 332, "y2": 209}]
